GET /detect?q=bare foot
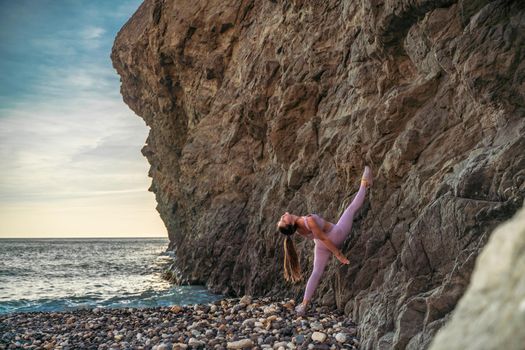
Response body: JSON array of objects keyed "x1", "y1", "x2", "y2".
[
  {"x1": 362, "y1": 166, "x2": 373, "y2": 187},
  {"x1": 295, "y1": 303, "x2": 307, "y2": 316}
]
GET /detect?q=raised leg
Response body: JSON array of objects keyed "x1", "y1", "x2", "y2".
[{"x1": 333, "y1": 182, "x2": 368, "y2": 243}]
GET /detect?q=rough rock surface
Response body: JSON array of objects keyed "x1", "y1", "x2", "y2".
[
  {"x1": 111, "y1": 0, "x2": 525, "y2": 348},
  {"x1": 429, "y1": 204, "x2": 525, "y2": 350}
]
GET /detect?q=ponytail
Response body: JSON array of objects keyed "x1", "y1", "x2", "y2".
[{"x1": 283, "y1": 236, "x2": 302, "y2": 283}]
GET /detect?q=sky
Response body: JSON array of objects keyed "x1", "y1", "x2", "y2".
[{"x1": 0, "y1": 0, "x2": 168, "y2": 238}]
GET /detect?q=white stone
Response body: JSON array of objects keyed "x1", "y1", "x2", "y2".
[
  {"x1": 335, "y1": 333, "x2": 347, "y2": 343},
  {"x1": 227, "y1": 339, "x2": 254, "y2": 349},
  {"x1": 263, "y1": 306, "x2": 277, "y2": 314},
  {"x1": 188, "y1": 338, "x2": 204, "y2": 347},
  {"x1": 311, "y1": 332, "x2": 327, "y2": 342},
  {"x1": 240, "y1": 295, "x2": 252, "y2": 305}
]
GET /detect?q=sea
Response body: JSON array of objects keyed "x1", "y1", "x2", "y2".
[{"x1": 0, "y1": 238, "x2": 223, "y2": 314}]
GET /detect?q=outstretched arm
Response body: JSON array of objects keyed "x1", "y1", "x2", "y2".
[{"x1": 306, "y1": 216, "x2": 349, "y2": 264}]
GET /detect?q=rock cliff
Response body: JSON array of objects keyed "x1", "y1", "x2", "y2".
[{"x1": 111, "y1": 0, "x2": 525, "y2": 348}]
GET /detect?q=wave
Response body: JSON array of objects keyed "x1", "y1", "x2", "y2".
[{"x1": 0, "y1": 285, "x2": 222, "y2": 314}]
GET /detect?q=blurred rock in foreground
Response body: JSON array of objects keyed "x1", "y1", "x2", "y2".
[{"x1": 430, "y1": 203, "x2": 525, "y2": 350}]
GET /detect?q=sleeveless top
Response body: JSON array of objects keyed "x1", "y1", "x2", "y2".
[{"x1": 302, "y1": 213, "x2": 331, "y2": 240}]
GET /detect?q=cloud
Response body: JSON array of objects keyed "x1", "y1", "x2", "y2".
[
  {"x1": 0, "y1": 111, "x2": 150, "y2": 201},
  {"x1": 81, "y1": 26, "x2": 105, "y2": 40},
  {"x1": 81, "y1": 26, "x2": 107, "y2": 50},
  {"x1": 31, "y1": 63, "x2": 117, "y2": 98}
]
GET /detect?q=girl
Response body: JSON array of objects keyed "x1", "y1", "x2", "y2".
[{"x1": 277, "y1": 166, "x2": 372, "y2": 315}]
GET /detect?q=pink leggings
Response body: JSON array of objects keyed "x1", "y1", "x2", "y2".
[{"x1": 303, "y1": 183, "x2": 368, "y2": 302}]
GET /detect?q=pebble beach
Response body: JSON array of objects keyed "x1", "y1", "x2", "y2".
[{"x1": 0, "y1": 296, "x2": 360, "y2": 350}]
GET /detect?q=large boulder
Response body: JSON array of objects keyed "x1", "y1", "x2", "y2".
[{"x1": 430, "y1": 203, "x2": 525, "y2": 350}]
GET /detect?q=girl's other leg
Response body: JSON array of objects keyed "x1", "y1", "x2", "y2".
[{"x1": 302, "y1": 244, "x2": 331, "y2": 303}]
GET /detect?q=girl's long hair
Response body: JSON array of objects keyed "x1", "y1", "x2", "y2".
[{"x1": 279, "y1": 224, "x2": 302, "y2": 283}]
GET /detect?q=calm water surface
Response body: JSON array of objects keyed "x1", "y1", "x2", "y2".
[{"x1": 0, "y1": 238, "x2": 222, "y2": 314}]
